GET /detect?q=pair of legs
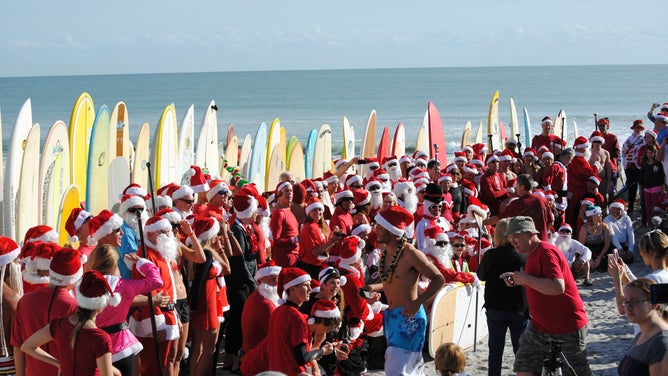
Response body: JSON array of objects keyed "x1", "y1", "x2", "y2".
[
  {"x1": 486, "y1": 308, "x2": 528, "y2": 376},
  {"x1": 190, "y1": 327, "x2": 219, "y2": 375}
]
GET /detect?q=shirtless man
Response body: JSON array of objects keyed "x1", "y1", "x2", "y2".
[
  {"x1": 364, "y1": 206, "x2": 445, "y2": 375},
  {"x1": 588, "y1": 131, "x2": 612, "y2": 202}
]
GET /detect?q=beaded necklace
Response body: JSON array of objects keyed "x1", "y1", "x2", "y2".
[{"x1": 379, "y1": 239, "x2": 406, "y2": 283}]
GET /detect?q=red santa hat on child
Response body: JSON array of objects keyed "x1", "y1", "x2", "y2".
[
  {"x1": 119, "y1": 194, "x2": 147, "y2": 215},
  {"x1": 255, "y1": 260, "x2": 282, "y2": 281},
  {"x1": 188, "y1": 216, "x2": 220, "y2": 246},
  {"x1": 485, "y1": 154, "x2": 499, "y2": 165},
  {"x1": 307, "y1": 299, "x2": 341, "y2": 325},
  {"x1": 374, "y1": 206, "x2": 414, "y2": 237},
  {"x1": 471, "y1": 143, "x2": 488, "y2": 155},
  {"x1": 76, "y1": 270, "x2": 121, "y2": 310},
  {"x1": 399, "y1": 155, "x2": 412, "y2": 164},
  {"x1": 121, "y1": 183, "x2": 147, "y2": 198},
  {"x1": 339, "y1": 236, "x2": 365, "y2": 265},
  {"x1": 186, "y1": 165, "x2": 210, "y2": 193},
  {"x1": 89, "y1": 210, "x2": 123, "y2": 242},
  {"x1": 0, "y1": 237, "x2": 20, "y2": 267},
  {"x1": 589, "y1": 131, "x2": 605, "y2": 144},
  {"x1": 65, "y1": 208, "x2": 93, "y2": 242},
  {"x1": 49, "y1": 247, "x2": 84, "y2": 287},
  {"x1": 233, "y1": 194, "x2": 258, "y2": 219},
  {"x1": 206, "y1": 180, "x2": 231, "y2": 202},
  {"x1": 278, "y1": 267, "x2": 311, "y2": 298},
  {"x1": 23, "y1": 225, "x2": 59, "y2": 246}
]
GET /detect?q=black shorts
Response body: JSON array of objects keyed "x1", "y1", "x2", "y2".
[{"x1": 175, "y1": 298, "x2": 190, "y2": 324}]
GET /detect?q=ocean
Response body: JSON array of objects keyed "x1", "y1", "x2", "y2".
[{"x1": 1, "y1": 65, "x2": 667, "y2": 159}]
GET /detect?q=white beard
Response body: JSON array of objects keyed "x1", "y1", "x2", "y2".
[
  {"x1": 259, "y1": 216, "x2": 272, "y2": 243},
  {"x1": 424, "y1": 244, "x2": 452, "y2": 265},
  {"x1": 156, "y1": 233, "x2": 179, "y2": 261},
  {"x1": 123, "y1": 212, "x2": 147, "y2": 234},
  {"x1": 370, "y1": 191, "x2": 383, "y2": 210},
  {"x1": 381, "y1": 180, "x2": 392, "y2": 193},
  {"x1": 258, "y1": 283, "x2": 280, "y2": 305},
  {"x1": 402, "y1": 192, "x2": 418, "y2": 214},
  {"x1": 386, "y1": 165, "x2": 402, "y2": 182},
  {"x1": 174, "y1": 207, "x2": 192, "y2": 219},
  {"x1": 554, "y1": 234, "x2": 572, "y2": 254}
]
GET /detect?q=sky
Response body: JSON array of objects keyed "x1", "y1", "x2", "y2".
[{"x1": 1, "y1": 0, "x2": 665, "y2": 77}]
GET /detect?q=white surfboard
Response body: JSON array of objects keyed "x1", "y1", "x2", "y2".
[
  {"x1": 4, "y1": 99, "x2": 32, "y2": 239},
  {"x1": 109, "y1": 157, "x2": 131, "y2": 210},
  {"x1": 195, "y1": 100, "x2": 220, "y2": 175},
  {"x1": 16, "y1": 123, "x2": 41, "y2": 242},
  {"x1": 238, "y1": 134, "x2": 252, "y2": 178},
  {"x1": 40, "y1": 121, "x2": 71, "y2": 229},
  {"x1": 178, "y1": 104, "x2": 195, "y2": 180},
  {"x1": 86, "y1": 105, "x2": 111, "y2": 214}
]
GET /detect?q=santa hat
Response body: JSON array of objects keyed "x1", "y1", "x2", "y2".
[
  {"x1": 143, "y1": 215, "x2": 171, "y2": 234},
  {"x1": 150, "y1": 194, "x2": 173, "y2": 210},
  {"x1": 278, "y1": 267, "x2": 311, "y2": 298},
  {"x1": 365, "y1": 178, "x2": 382, "y2": 191},
  {"x1": 275, "y1": 181, "x2": 292, "y2": 196},
  {"x1": 372, "y1": 168, "x2": 390, "y2": 182},
  {"x1": 463, "y1": 164, "x2": 479, "y2": 175},
  {"x1": 334, "y1": 190, "x2": 354, "y2": 204},
  {"x1": 344, "y1": 175, "x2": 363, "y2": 189},
  {"x1": 374, "y1": 206, "x2": 414, "y2": 237},
  {"x1": 49, "y1": 248, "x2": 83, "y2": 287},
  {"x1": 588, "y1": 176, "x2": 601, "y2": 185},
  {"x1": 545, "y1": 190, "x2": 557, "y2": 200},
  {"x1": 589, "y1": 131, "x2": 605, "y2": 144},
  {"x1": 573, "y1": 136, "x2": 590, "y2": 149},
  {"x1": 471, "y1": 143, "x2": 488, "y2": 155},
  {"x1": 461, "y1": 145, "x2": 473, "y2": 153},
  {"x1": 323, "y1": 171, "x2": 339, "y2": 184},
  {"x1": 0, "y1": 237, "x2": 20, "y2": 267},
  {"x1": 257, "y1": 195, "x2": 270, "y2": 217},
  {"x1": 585, "y1": 205, "x2": 602, "y2": 217},
  {"x1": 498, "y1": 149, "x2": 514, "y2": 162},
  {"x1": 505, "y1": 138, "x2": 517, "y2": 146},
  {"x1": 157, "y1": 183, "x2": 177, "y2": 197},
  {"x1": 171, "y1": 184, "x2": 195, "y2": 201},
  {"x1": 485, "y1": 154, "x2": 499, "y2": 165},
  {"x1": 399, "y1": 155, "x2": 412, "y2": 164},
  {"x1": 334, "y1": 158, "x2": 348, "y2": 170},
  {"x1": 424, "y1": 227, "x2": 449, "y2": 247},
  {"x1": 119, "y1": 194, "x2": 146, "y2": 215},
  {"x1": 353, "y1": 190, "x2": 371, "y2": 207},
  {"x1": 318, "y1": 266, "x2": 347, "y2": 287},
  {"x1": 533, "y1": 189, "x2": 545, "y2": 198},
  {"x1": 645, "y1": 129, "x2": 658, "y2": 139},
  {"x1": 449, "y1": 230, "x2": 469, "y2": 241},
  {"x1": 21, "y1": 241, "x2": 58, "y2": 270},
  {"x1": 76, "y1": 270, "x2": 121, "y2": 310},
  {"x1": 89, "y1": 210, "x2": 123, "y2": 242},
  {"x1": 339, "y1": 236, "x2": 365, "y2": 265},
  {"x1": 351, "y1": 224, "x2": 372, "y2": 237},
  {"x1": 414, "y1": 181, "x2": 427, "y2": 193},
  {"x1": 365, "y1": 158, "x2": 380, "y2": 170},
  {"x1": 23, "y1": 225, "x2": 59, "y2": 245},
  {"x1": 255, "y1": 260, "x2": 282, "y2": 281},
  {"x1": 454, "y1": 151, "x2": 467, "y2": 163},
  {"x1": 536, "y1": 146, "x2": 549, "y2": 159},
  {"x1": 596, "y1": 118, "x2": 610, "y2": 127},
  {"x1": 307, "y1": 299, "x2": 341, "y2": 325},
  {"x1": 121, "y1": 183, "x2": 147, "y2": 198},
  {"x1": 541, "y1": 151, "x2": 555, "y2": 161},
  {"x1": 156, "y1": 208, "x2": 182, "y2": 224},
  {"x1": 542, "y1": 116, "x2": 553, "y2": 125},
  {"x1": 610, "y1": 199, "x2": 626, "y2": 211},
  {"x1": 301, "y1": 179, "x2": 317, "y2": 195},
  {"x1": 460, "y1": 180, "x2": 476, "y2": 197},
  {"x1": 437, "y1": 173, "x2": 453, "y2": 184},
  {"x1": 580, "y1": 198, "x2": 595, "y2": 207},
  {"x1": 523, "y1": 148, "x2": 536, "y2": 158},
  {"x1": 305, "y1": 197, "x2": 325, "y2": 215},
  {"x1": 414, "y1": 157, "x2": 428, "y2": 168},
  {"x1": 382, "y1": 156, "x2": 398, "y2": 167},
  {"x1": 206, "y1": 180, "x2": 231, "y2": 202},
  {"x1": 412, "y1": 150, "x2": 428, "y2": 160},
  {"x1": 467, "y1": 196, "x2": 489, "y2": 218},
  {"x1": 65, "y1": 208, "x2": 92, "y2": 241},
  {"x1": 186, "y1": 166, "x2": 210, "y2": 193},
  {"x1": 444, "y1": 164, "x2": 458, "y2": 173},
  {"x1": 189, "y1": 216, "x2": 220, "y2": 246},
  {"x1": 631, "y1": 119, "x2": 644, "y2": 130},
  {"x1": 558, "y1": 223, "x2": 573, "y2": 233},
  {"x1": 656, "y1": 113, "x2": 668, "y2": 124},
  {"x1": 471, "y1": 155, "x2": 484, "y2": 167},
  {"x1": 233, "y1": 194, "x2": 258, "y2": 219}
]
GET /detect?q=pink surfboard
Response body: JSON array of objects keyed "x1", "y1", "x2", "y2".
[
  {"x1": 377, "y1": 125, "x2": 391, "y2": 163},
  {"x1": 428, "y1": 102, "x2": 447, "y2": 165}
]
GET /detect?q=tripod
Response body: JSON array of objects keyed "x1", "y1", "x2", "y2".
[{"x1": 541, "y1": 339, "x2": 577, "y2": 376}]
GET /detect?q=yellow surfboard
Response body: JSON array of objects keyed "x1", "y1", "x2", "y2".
[
  {"x1": 361, "y1": 110, "x2": 376, "y2": 158},
  {"x1": 68, "y1": 93, "x2": 95, "y2": 201},
  {"x1": 57, "y1": 184, "x2": 80, "y2": 246},
  {"x1": 151, "y1": 104, "x2": 179, "y2": 188},
  {"x1": 287, "y1": 141, "x2": 306, "y2": 182},
  {"x1": 461, "y1": 121, "x2": 472, "y2": 149},
  {"x1": 487, "y1": 91, "x2": 501, "y2": 151}
]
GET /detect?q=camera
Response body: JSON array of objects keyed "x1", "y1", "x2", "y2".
[
  {"x1": 334, "y1": 231, "x2": 346, "y2": 238},
  {"x1": 651, "y1": 284, "x2": 668, "y2": 304}
]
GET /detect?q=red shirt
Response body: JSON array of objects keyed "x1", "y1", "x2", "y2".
[
  {"x1": 498, "y1": 194, "x2": 551, "y2": 241},
  {"x1": 525, "y1": 241, "x2": 588, "y2": 334},
  {"x1": 11, "y1": 286, "x2": 78, "y2": 376},
  {"x1": 49, "y1": 317, "x2": 112, "y2": 376},
  {"x1": 329, "y1": 207, "x2": 353, "y2": 235},
  {"x1": 267, "y1": 301, "x2": 310, "y2": 375},
  {"x1": 478, "y1": 171, "x2": 509, "y2": 215},
  {"x1": 299, "y1": 221, "x2": 328, "y2": 267},
  {"x1": 531, "y1": 134, "x2": 564, "y2": 153},
  {"x1": 270, "y1": 208, "x2": 300, "y2": 266},
  {"x1": 241, "y1": 290, "x2": 277, "y2": 353}
]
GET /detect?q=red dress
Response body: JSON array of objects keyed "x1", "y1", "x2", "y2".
[
  {"x1": 190, "y1": 261, "x2": 223, "y2": 331},
  {"x1": 269, "y1": 208, "x2": 300, "y2": 267},
  {"x1": 49, "y1": 317, "x2": 112, "y2": 376}
]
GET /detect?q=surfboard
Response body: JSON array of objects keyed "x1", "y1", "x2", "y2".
[
  {"x1": 475, "y1": 120, "x2": 483, "y2": 144},
  {"x1": 499, "y1": 121, "x2": 508, "y2": 147},
  {"x1": 428, "y1": 102, "x2": 447, "y2": 165},
  {"x1": 312, "y1": 124, "x2": 332, "y2": 179},
  {"x1": 361, "y1": 110, "x2": 376, "y2": 158},
  {"x1": 108, "y1": 157, "x2": 130, "y2": 210},
  {"x1": 16, "y1": 123, "x2": 41, "y2": 242},
  {"x1": 57, "y1": 185, "x2": 80, "y2": 246},
  {"x1": 227, "y1": 123, "x2": 235, "y2": 149},
  {"x1": 523, "y1": 108, "x2": 532, "y2": 148},
  {"x1": 392, "y1": 122, "x2": 405, "y2": 158},
  {"x1": 487, "y1": 91, "x2": 501, "y2": 152},
  {"x1": 131, "y1": 122, "x2": 150, "y2": 190},
  {"x1": 555, "y1": 109, "x2": 567, "y2": 143},
  {"x1": 195, "y1": 101, "x2": 219, "y2": 175},
  {"x1": 342, "y1": 116, "x2": 355, "y2": 160},
  {"x1": 238, "y1": 134, "x2": 252, "y2": 178},
  {"x1": 509, "y1": 98, "x2": 519, "y2": 144},
  {"x1": 221, "y1": 136, "x2": 239, "y2": 180},
  {"x1": 86, "y1": 105, "x2": 111, "y2": 214},
  {"x1": 266, "y1": 144, "x2": 284, "y2": 191},
  {"x1": 110, "y1": 101, "x2": 131, "y2": 159},
  {"x1": 286, "y1": 135, "x2": 298, "y2": 162},
  {"x1": 305, "y1": 129, "x2": 317, "y2": 179},
  {"x1": 461, "y1": 121, "x2": 472, "y2": 148},
  {"x1": 4, "y1": 98, "x2": 33, "y2": 239},
  {"x1": 178, "y1": 104, "x2": 195, "y2": 180},
  {"x1": 0, "y1": 107, "x2": 3, "y2": 233},
  {"x1": 151, "y1": 104, "x2": 179, "y2": 188},
  {"x1": 248, "y1": 122, "x2": 268, "y2": 189},
  {"x1": 377, "y1": 125, "x2": 391, "y2": 163},
  {"x1": 416, "y1": 125, "x2": 429, "y2": 154},
  {"x1": 69, "y1": 92, "x2": 95, "y2": 203},
  {"x1": 573, "y1": 120, "x2": 579, "y2": 140},
  {"x1": 429, "y1": 283, "x2": 488, "y2": 357},
  {"x1": 40, "y1": 121, "x2": 70, "y2": 229},
  {"x1": 264, "y1": 118, "x2": 281, "y2": 190},
  {"x1": 287, "y1": 141, "x2": 306, "y2": 182}
]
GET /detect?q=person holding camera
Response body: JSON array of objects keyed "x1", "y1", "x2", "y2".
[
  {"x1": 501, "y1": 216, "x2": 591, "y2": 376},
  {"x1": 617, "y1": 278, "x2": 668, "y2": 375}
]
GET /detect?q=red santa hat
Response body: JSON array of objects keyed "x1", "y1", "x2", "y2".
[
  {"x1": 255, "y1": 260, "x2": 282, "y2": 281},
  {"x1": 444, "y1": 164, "x2": 458, "y2": 173},
  {"x1": 471, "y1": 143, "x2": 488, "y2": 155},
  {"x1": 463, "y1": 164, "x2": 479, "y2": 175},
  {"x1": 580, "y1": 198, "x2": 595, "y2": 207},
  {"x1": 365, "y1": 157, "x2": 380, "y2": 170},
  {"x1": 573, "y1": 136, "x2": 590, "y2": 149},
  {"x1": 150, "y1": 194, "x2": 173, "y2": 210},
  {"x1": 275, "y1": 181, "x2": 292, "y2": 196},
  {"x1": 454, "y1": 151, "x2": 467, "y2": 163},
  {"x1": 339, "y1": 235, "x2": 365, "y2": 265},
  {"x1": 119, "y1": 194, "x2": 147, "y2": 215},
  {"x1": 353, "y1": 189, "x2": 371, "y2": 207},
  {"x1": 536, "y1": 146, "x2": 549, "y2": 159},
  {"x1": 449, "y1": 230, "x2": 469, "y2": 241},
  {"x1": 365, "y1": 178, "x2": 382, "y2": 191},
  {"x1": 545, "y1": 190, "x2": 557, "y2": 200},
  {"x1": 596, "y1": 117, "x2": 610, "y2": 127},
  {"x1": 23, "y1": 225, "x2": 59, "y2": 245},
  {"x1": 424, "y1": 226, "x2": 449, "y2": 247},
  {"x1": 143, "y1": 215, "x2": 172, "y2": 234},
  {"x1": 505, "y1": 138, "x2": 518, "y2": 147},
  {"x1": 412, "y1": 150, "x2": 428, "y2": 160},
  {"x1": 65, "y1": 208, "x2": 93, "y2": 241},
  {"x1": 186, "y1": 165, "x2": 210, "y2": 193},
  {"x1": 437, "y1": 173, "x2": 453, "y2": 184},
  {"x1": 188, "y1": 216, "x2": 220, "y2": 246},
  {"x1": 471, "y1": 155, "x2": 484, "y2": 167},
  {"x1": 656, "y1": 113, "x2": 668, "y2": 124},
  {"x1": 0, "y1": 237, "x2": 20, "y2": 267},
  {"x1": 305, "y1": 197, "x2": 325, "y2": 215},
  {"x1": 522, "y1": 148, "x2": 536, "y2": 158},
  {"x1": 323, "y1": 171, "x2": 339, "y2": 184},
  {"x1": 460, "y1": 179, "x2": 477, "y2": 197},
  {"x1": 206, "y1": 180, "x2": 231, "y2": 202},
  {"x1": 610, "y1": 198, "x2": 626, "y2": 211},
  {"x1": 233, "y1": 194, "x2": 259, "y2": 219},
  {"x1": 541, "y1": 151, "x2": 555, "y2": 161},
  {"x1": 345, "y1": 174, "x2": 363, "y2": 189},
  {"x1": 157, "y1": 183, "x2": 177, "y2": 197},
  {"x1": 171, "y1": 184, "x2": 195, "y2": 201},
  {"x1": 533, "y1": 189, "x2": 545, "y2": 198},
  {"x1": 589, "y1": 131, "x2": 605, "y2": 144},
  {"x1": 498, "y1": 149, "x2": 514, "y2": 162},
  {"x1": 121, "y1": 183, "x2": 147, "y2": 198},
  {"x1": 278, "y1": 267, "x2": 311, "y2": 298},
  {"x1": 89, "y1": 210, "x2": 123, "y2": 242},
  {"x1": 541, "y1": 116, "x2": 553, "y2": 125},
  {"x1": 382, "y1": 156, "x2": 398, "y2": 167},
  {"x1": 318, "y1": 266, "x2": 347, "y2": 286},
  {"x1": 631, "y1": 119, "x2": 644, "y2": 130},
  {"x1": 588, "y1": 176, "x2": 601, "y2": 186},
  {"x1": 558, "y1": 223, "x2": 573, "y2": 233},
  {"x1": 414, "y1": 181, "x2": 427, "y2": 193},
  {"x1": 307, "y1": 299, "x2": 341, "y2": 325},
  {"x1": 49, "y1": 247, "x2": 84, "y2": 287},
  {"x1": 372, "y1": 168, "x2": 390, "y2": 182},
  {"x1": 156, "y1": 208, "x2": 182, "y2": 224},
  {"x1": 374, "y1": 206, "x2": 414, "y2": 237},
  {"x1": 485, "y1": 154, "x2": 499, "y2": 165},
  {"x1": 22, "y1": 241, "x2": 60, "y2": 272},
  {"x1": 461, "y1": 145, "x2": 473, "y2": 153},
  {"x1": 467, "y1": 196, "x2": 489, "y2": 218},
  {"x1": 76, "y1": 270, "x2": 121, "y2": 310},
  {"x1": 334, "y1": 189, "x2": 354, "y2": 204},
  {"x1": 399, "y1": 155, "x2": 412, "y2": 164},
  {"x1": 351, "y1": 224, "x2": 372, "y2": 237},
  {"x1": 301, "y1": 179, "x2": 317, "y2": 195}
]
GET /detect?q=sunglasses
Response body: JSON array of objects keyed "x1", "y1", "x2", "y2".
[
  {"x1": 112, "y1": 228, "x2": 122, "y2": 234},
  {"x1": 179, "y1": 198, "x2": 195, "y2": 205},
  {"x1": 128, "y1": 207, "x2": 144, "y2": 214},
  {"x1": 343, "y1": 197, "x2": 355, "y2": 202},
  {"x1": 592, "y1": 140, "x2": 602, "y2": 144},
  {"x1": 171, "y1": 223, "x2": 181, "y2": 230},
  {"x1": 452, "y1": 243, "x2": 465, "y2": 248},
  {"x1": 429, "y1": 204, "x2": 443, "y2": 210},
  {"x1": 218, "y1": 190, "x2": 230, "y2": 196},
  {"x1": 435, "y1": 241, "x2": 448, "y2": 247},
  {"x1": 559, "y1": 230, "x2": 572, "y2": 234},
  {"x1": 387, "y1": 162, "x2": 398, "y2": 168}
]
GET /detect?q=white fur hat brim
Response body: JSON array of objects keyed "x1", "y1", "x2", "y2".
[
  {"x1": 236, "y1": 196, "x2": 259, "y2": 219},
  {"x1": 50, "y1": 266, "x2": 83, "y2": 287},
  {"x1": 92, "y1": 214, "x2": 123, "y2": 242},
  {"x1": 120, "y1": 195, "x2": 146, "y2": 215},
  {"x1": 76, "y1": 284, "x2": 121, "y2": 310}
]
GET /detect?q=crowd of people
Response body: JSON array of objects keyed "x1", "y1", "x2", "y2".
[{"x1": 2, "y1": 104, "x2": 668, "y2": 375}]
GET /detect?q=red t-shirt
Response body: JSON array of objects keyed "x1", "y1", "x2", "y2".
[
  {"x1": 299, "y1": 221, "x2": 328, "y2": 267},
  {"x1": 524, "y1": 241, "x2": 588, "y2": 334},
  {"x1": 479, "y1": 171, "x2": 509, "y2": 215},
  {"x1": 329, "y1": 207, "x2": 353, "y2": 235},
  {"x1": 498, "y1": 194, "x2": 551, "y2": 241},
  {"x1": 267, "y1": 301, "x2": 310, "y2": 375},
  {"x1": 241, "y1": 290, "x2": 277, "y2": 353},
  {"x1": 49, "y1": 317, "x2": 112, "y2": 376},
  {"x1": 269, "y1": 208, "x2": 300, "y2": 265},
  {"x1": 11, "y1": 286, "x2": 78, "y2": 376}
]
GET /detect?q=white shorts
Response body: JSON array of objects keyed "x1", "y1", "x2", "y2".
[{"x1": 384, "y1": 346, "x2": 424, "y2": 376}]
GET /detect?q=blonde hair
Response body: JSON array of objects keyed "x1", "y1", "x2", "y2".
[
  {"x1": 639, "y1": 230, "x2": 668, "y2": 262},
  {"x1": 434, "y1": 342, "x2": 466, "y2": 376},
  {"x1": 87, "y1": 244, "x2": 119, "y2": 275},
  {"x1": 493, "y1": 218, "x2": 512, "y2": 247}
]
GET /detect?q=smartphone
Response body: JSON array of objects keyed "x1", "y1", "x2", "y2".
[
  {"x1": 651, "y1": 284, "x2": 668, "y2": 304},
  {"x1": 612, "y1": 249, "x2": 619, "y2": 261}
]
